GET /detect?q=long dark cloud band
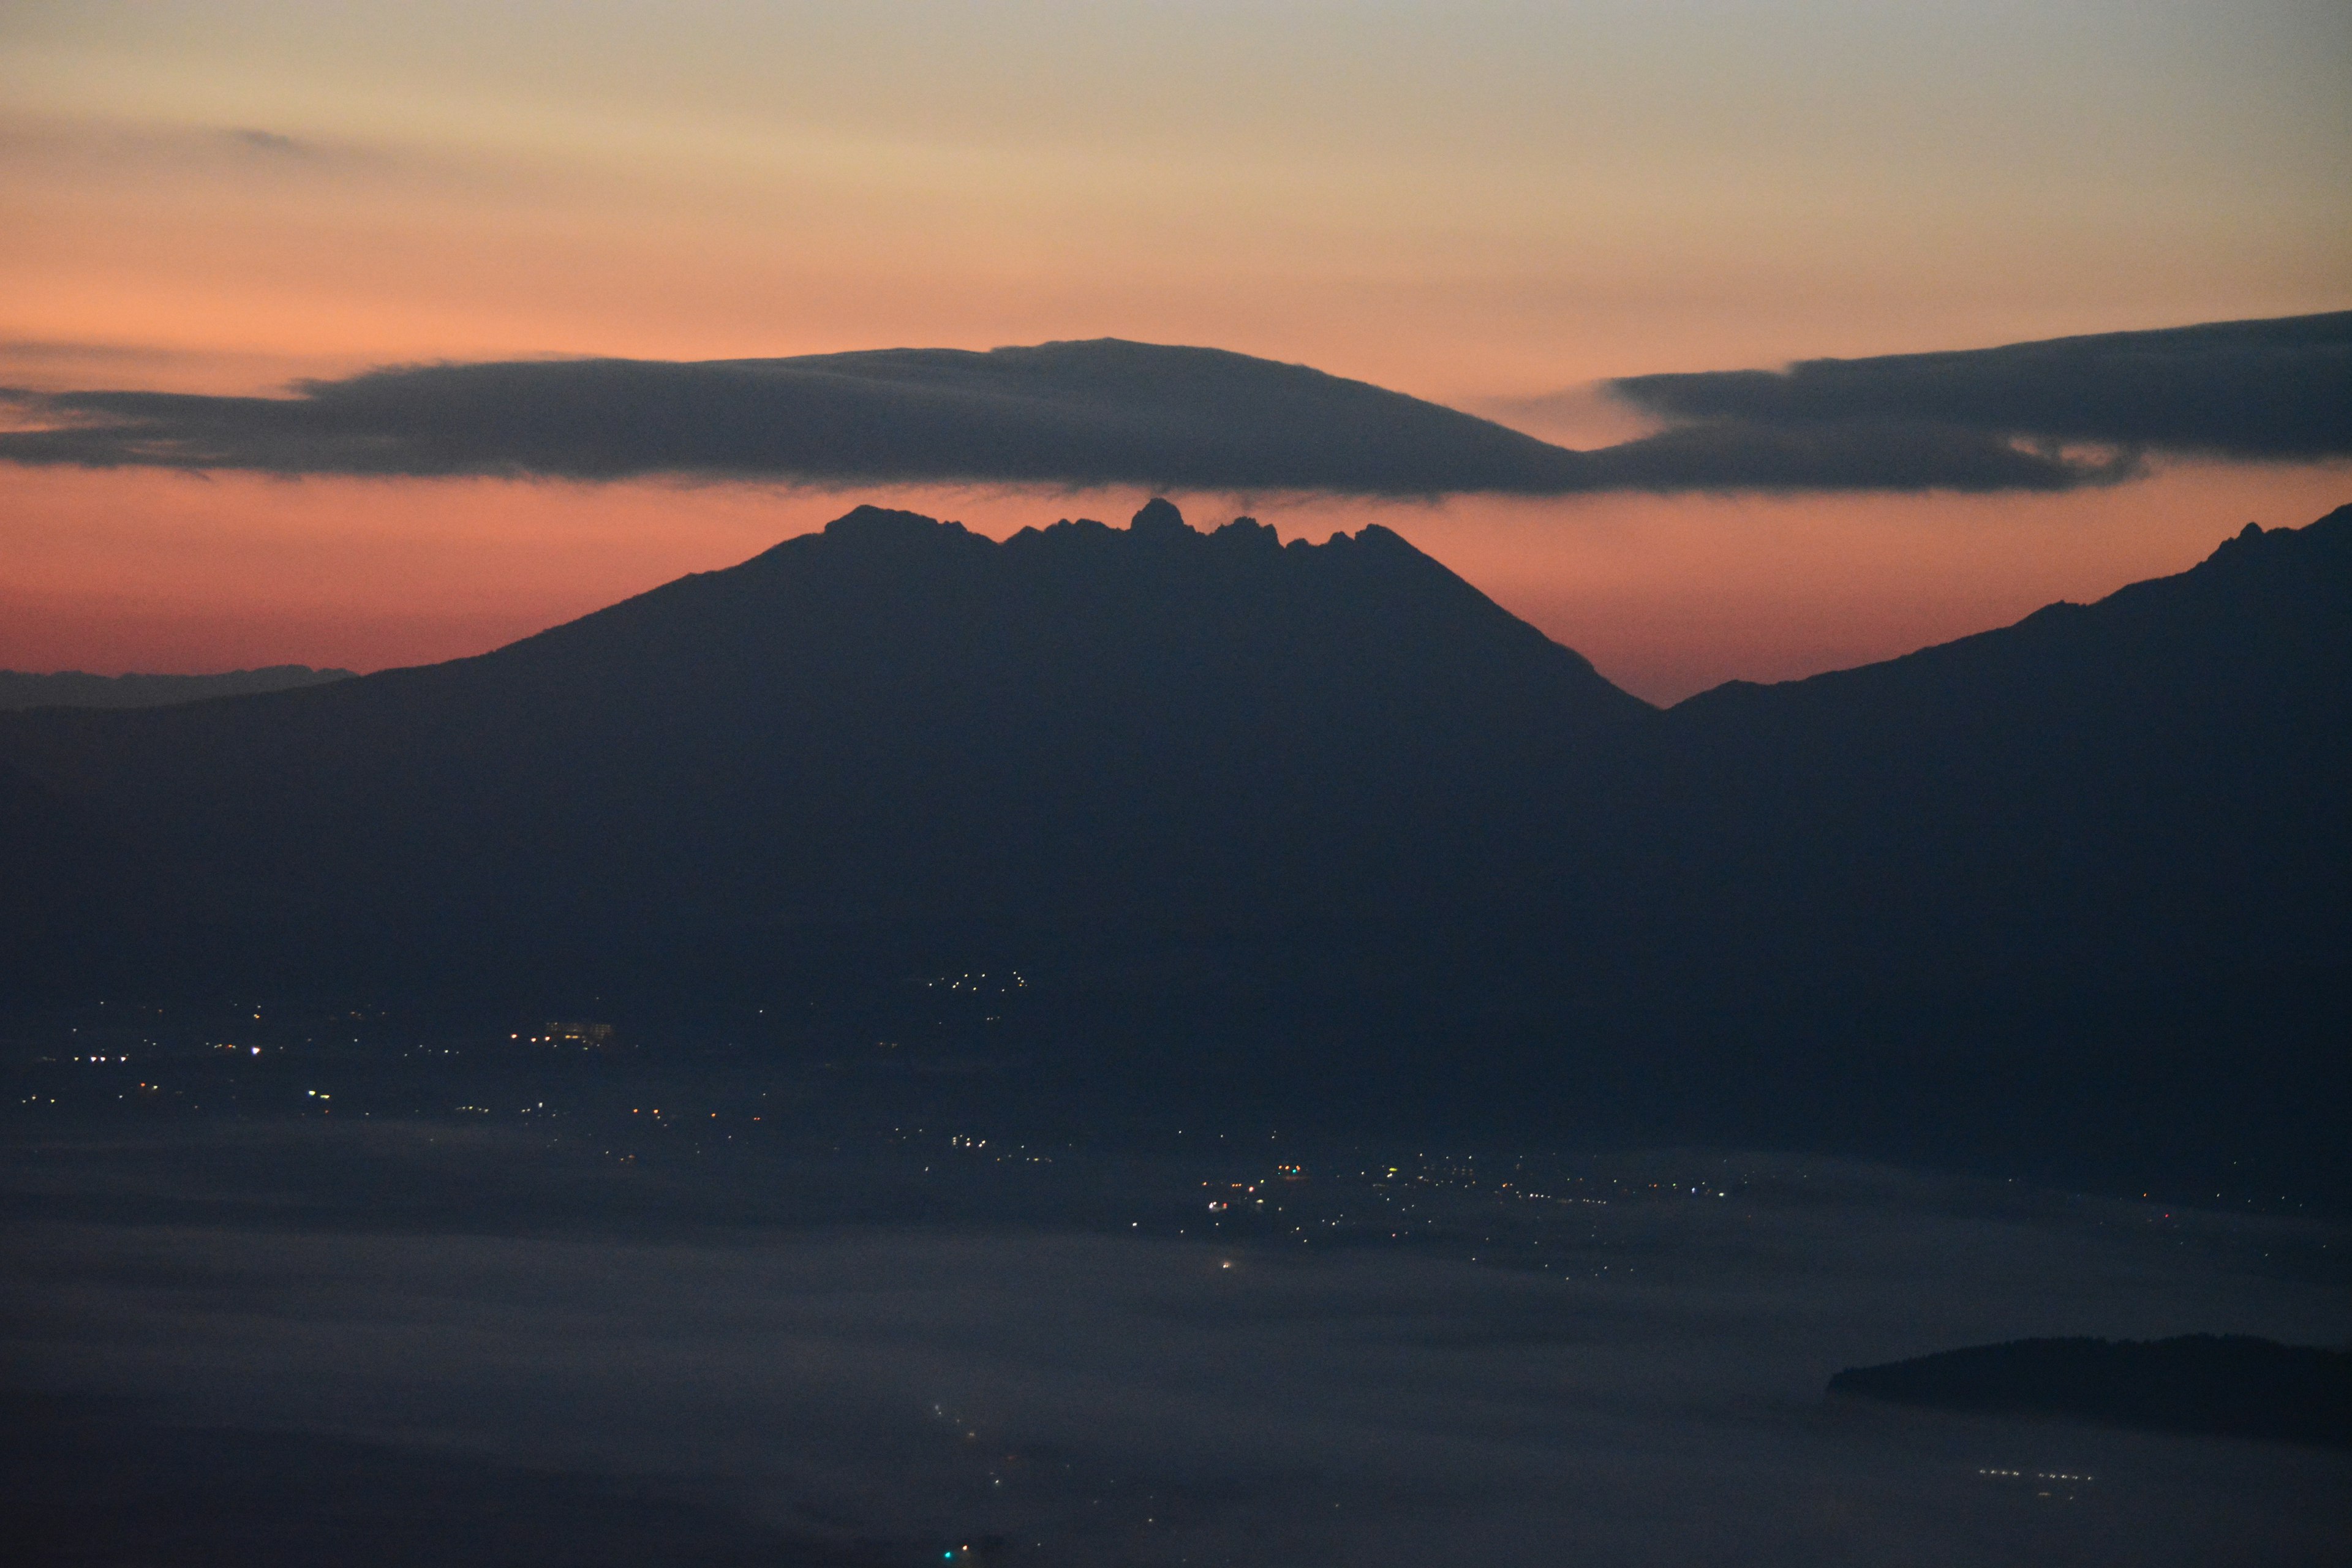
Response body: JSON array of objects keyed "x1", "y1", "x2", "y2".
[
  {"x1": 1, "y1": 315, "x2": 2343, "y2": 495},
  {"x1": 1610, "y1": 311, "x2": 2352, "y2": 462},
  {"x1": 0, "y1": 343, "x2": 1594, "y2": 493}
]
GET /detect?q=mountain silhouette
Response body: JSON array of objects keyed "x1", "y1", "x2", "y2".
[
  {"x1": 1, "y1": 499, "x2": 2344, "y2": 1193},
  {"x1": 0, "y1": 500, "x2": 1642, "y2": 981},
  {"x1": 1619, "y1": 506, "x2": 2352, "y2": 1180},
  {"x1": 1667, "y1": 508, "x2": 2351, "y2": 966}
]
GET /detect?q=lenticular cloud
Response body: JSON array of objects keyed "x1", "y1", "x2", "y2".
[{"x1": 6, "y1": 314, "x2": 2343, "y2": 496}]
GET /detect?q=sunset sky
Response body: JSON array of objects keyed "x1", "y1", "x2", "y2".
[{"x1": 4, "y1": 1, "x2": 2346, "y2": 703}]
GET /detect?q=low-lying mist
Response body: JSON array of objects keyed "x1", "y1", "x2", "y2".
[{"x1": 6, "y1": 1117, "x2": 2344, "y2": 1566}]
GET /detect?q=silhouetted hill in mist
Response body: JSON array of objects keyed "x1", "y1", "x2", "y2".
[
  {"x1": 0, "y1": 665, "x2": 353, "y2": 710},
  {"x1": 1830, "y1": 1335, "x2": 2352, "y2": 1448}
]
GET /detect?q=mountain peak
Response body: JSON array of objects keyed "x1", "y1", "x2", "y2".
[
  {"x1": 2199, "y1": 499, "x2": 2351, "y2": 575},
  {"x1": 1129, "y1": 496, "x2": 1191, "y2": 537},
  {"x1": 821, "y1": 504, "x2": 965, "y2": 548},
  {"x1": 796, "y1": 497, "x2": 1479, "y2": 573}
]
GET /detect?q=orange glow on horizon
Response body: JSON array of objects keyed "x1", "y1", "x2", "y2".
[{"x1": 4, "y1": 462, "x2": 2343, "y2": 705}]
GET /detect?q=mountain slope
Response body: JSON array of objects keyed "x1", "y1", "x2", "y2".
[
  {"x1": 1569, "y1": 505, "x2": 2352, "y2": 1185},
  {"x1": 1660, "y1": 503, "x2": 2352, "y2": 982}
]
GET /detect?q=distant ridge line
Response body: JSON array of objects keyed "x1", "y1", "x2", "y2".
[{"x1": 0, "y1": 666, "x2": 355, "y2": 712}]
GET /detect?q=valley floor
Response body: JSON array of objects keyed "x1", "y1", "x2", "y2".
[{"x1": 3, "y1": 1009, "x2": 2346, "y2": 1566}]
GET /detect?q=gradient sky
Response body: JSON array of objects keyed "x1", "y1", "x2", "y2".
[{"x1": 4, "y1": 1, "x2": 2348, "y2": 702}]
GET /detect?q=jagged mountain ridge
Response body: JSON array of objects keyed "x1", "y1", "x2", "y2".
[{"x1": 0, "y1": 500, "x2": 1646, "y2": 974}]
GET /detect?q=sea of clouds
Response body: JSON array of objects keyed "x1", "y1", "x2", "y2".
[{"x1": 5, "y1": 1124, "x2": 2346, "y2": 1566}]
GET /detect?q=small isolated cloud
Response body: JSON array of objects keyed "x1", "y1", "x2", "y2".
[
  {"x1": 227, "y1": 127, "x2": 309, "y2": 156},
  {"x1": 2, "y1": 317, "x2": 2343, "y2": 497},
  {"x1": 1609, "y1": 310, "x2": 2352, "y2": 464},
  {"x1": 0, "y1": 338, "x2": 194, "y2": 366}
]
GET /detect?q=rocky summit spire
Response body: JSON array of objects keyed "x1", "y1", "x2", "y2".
[{"x1": 1129, "y1": 497, "x2": 1190, "y2": 537}]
